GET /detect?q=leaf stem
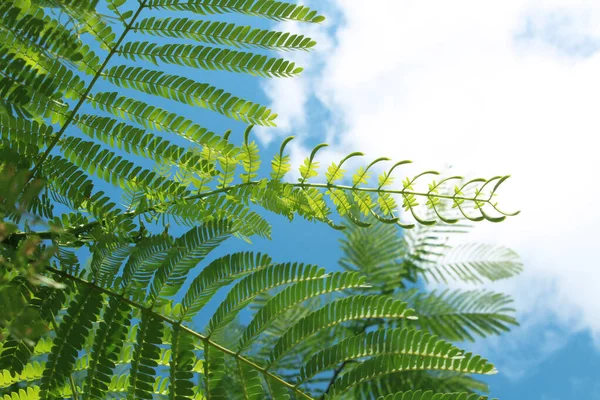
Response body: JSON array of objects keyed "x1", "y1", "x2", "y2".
[{"x1": 69, "y1": 374, "x2": 79, "y2": 400}]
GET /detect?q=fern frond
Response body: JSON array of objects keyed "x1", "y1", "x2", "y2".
[
  {"x1": 119, "y1": 42, "x2": 303, "y2": 77},
  {"x1": 377, "y1": 391, "x2": 489, "y2": 400},
  {"x1": 0, "y1": 48, "x2": 85, "y2": 103},
  {"x1": 89, "y1": 235, "x2": 132, "y2": 287},
  {"x1": 325, "y1": 353, "x2": 496, "y2": 399},
  {"x1": 399, "y1": 290, "x2": 517, "y2": 342},
  {"x1": 180, "y1": 252, "x2": 272, "y2": 320},
  {"x1": 121, "y1": 234, "x2": 175, "y2": 292},
  {"x1": 79, "y1": 11, "x2": 118, "y2": 50},
  {"x1": 0, "y1": 280, "x2": 53, "y2": 377},
  {"x1": 127, "y1": 311, "x2": 165, "y2": 400},
  {"x1": 0, "y1": 49, "x2": 68, "y2": 119},
  {"x1": 88, "y1": 92, "x2": 232, "y2": 152},
  {"x1": 39, "y1": 0, "x2": 100, "y2": 12},
  {"x1": 239, "y1": 126, "x2": 261, "y2": 181},
  {"x1": 40, "y1": 289, "x2": 103, "y2": 399},
  {"x1": 1, "y1": 386, "x2": 41, "y2": 400},
  {"x1": 0, "y1": 1, "x2": 86, "y2": 63},
  {"x1": 236, "y1": 360, "x2": 264, "y2": 400},
  {"x1": 0, "y1": 361, "x2": 45, "y2": 389},
  {"x1": 339, "y1": 217, "x2": 409, "y2": 291},
  {"x1": 237, "y1": 272, "x2": 368, "y2": 352},
  {"x1": 1, "y1": 1, "x2": 520, "y2": 398},
  {"x1": 146, "y1": 0, "x2": 325, "y2": 23},
  {"x1": 361, "y1": 371, "x2": 490, "y2": 399},
  {"x1": 60, "y1": 136, "x2": 189, "y2": 198},
  {"x1": 0, "y1": 114, "x2": 55, "y2": 149},
  {"x1": 265, "y1": 375, "x2": 291, "y2": 399},
  {"x1": 164, "y1": 196, "x2": 272, "y2": 239},
  {"x1": 84, "y1": 298, "x2": 132, "y2": 398},
  {"x1": 298, "y1": 328, "x2": 463, "y2": 385},
  {"x1": 170, "y1": 324, "x2": 196, "y2": 400},
  {"x1": 103, "y1": 65, "x2": 276, "y2": 126},
  {"x1": 148, "y1": 219, "x2": 233, "y2": 303},
  {"x1": 135, "y1": 147, "x2": 518, "y2": 231},
  {"x1": 418, "y1": 243, "x2": 522, "y2": 284},
  {"x1": 75, "y1": 114, "x2": 216, "y2": 177},
  {"x1": 134, "y1": 17, "x2": 317, "y2": 50},
  {"x1": 268, "y1": 295, "x2": 417, "y2": 367},
  {"x1": 40, "y1": 155, "x2": 95, "y2": 208},
  {"x1": 0, "y1": 338, "x2": 34, "y2": 378},
  {"x1": 270, "y1": 137, "x2": 294, "y2": 181},
  {"x1": 206, "y1": 262, "x2": 326, "y2": 336},
  {"x1": 204, "y1": 344, "x2": 227, "y2": 399}
]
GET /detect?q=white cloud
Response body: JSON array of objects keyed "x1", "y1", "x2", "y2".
[
  {"x1": 262, "y1": 0, "x2": 600, "y2": 374},
  {"x1": 254, "y1": 19, "x2": 335, "y2": 145}
]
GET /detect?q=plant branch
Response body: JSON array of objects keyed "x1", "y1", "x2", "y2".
[
  {"x1": 45, "y1": 266, "x2": 315, "y2": 400},
  {"x1": 320, "y1": 320, "x2": 372, "y2": 398},
  {"x1": 29, "y1": 1, "x2": 148, "y2": 180},
  {"x1": 6, "y1": 179, "x2": 503, "y2": 243},
  {"x1": 322, "y1": 360, "x2": 348, "y2": 398}
]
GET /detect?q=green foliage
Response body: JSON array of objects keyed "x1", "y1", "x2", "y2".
[
  {"x1": 397, "y1": 290, "x2": 517, "y2": 343},
  {"x1": 304, "y1": 215, "x2": 521, "y2": 398},
  {"x1": 0, "y1": 0, "x2": 521, "y2": 399},
  {"x1": 378, "y1": 391, "x2": 489, "y2": 400},
  {"x1": 119, "y1": 42, "x2": 304, "y2": 77}
]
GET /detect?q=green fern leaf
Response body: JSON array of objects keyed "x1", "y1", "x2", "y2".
[
  {"x1": 239, "y1": 127, "x2": 261, "y2": 182},
  {"x1": 418, "y1": 243, "x2": 522, "y2": 284},
  {"x1": 1, "y1": 386, "x2": 41, "y2": 400},
  {"x1": 84, "y1": 298, "x2": 132, "y2": 398},
  {"x1": 60, "y1": 136, "x2": 189, "y2": 198},
  {"x1": 41, "y1": 155, "x2": 95, "y2": 208},
  {"x1": 265, "y1": 375, "x2": 290, "y2": 399},
  {"x1": 127, "y1": 312, "x2": 165, "y2": 400},
  {"x1": 0, "y1": 338, "x2": 33, "y2": 378},
  {"x1": 268, "y1": 295, "x2": 417, "y2": 367},
  {"x1": 121, "y1": 234, "x2": 175, "y2": 293},
  {"x1": 339, "y1": 219, "x2": 409, "y2": 291},
  {"x1": 236, "y1": 360, "x2": 264, "y2": 400},
  {"x1": 362, "y1": 371, "x2": 490, "y2": 399},
  {"x1": 40, "y1": 289, "x2": 103, "y2": 399},
  {"x1": 206, "y1": 262, "x2": 326, "y2": 336},
  {"x1": 0, "y1": 2, "x2": 86, "y2": 62},
  {"x1": 0, "y1": 361, "x2": 45, "y2": 389},
  {"x1": 238, "y1": 271, "x2": 368, "y2": 351},
  {"x1": 325, "y1": 353, "x2": 496, "y2": 399},
  {"x1": 204, "y1": 345, "x2": 227, "y2": 400},
  {"x1": 76, "y1": 114, "x2": 215, "y2": 177},
  {"x1": 88, "y1": 92, "x2": 231, "y2": 152},
  {"x1": 169, "y1": 324, "x2": 196, "y2": 400},
  {"x1": 89, "y1": 237, "x2": 132, "y2": 287},
  {"x1": 180, "y1": 252, "x2": 272, "y2": 320},
  {"x1": 270, "y1": 137, "x2": 294, "y2": 181},
  {"x1": 148, "y1": 219, "x2": 233, "y2": 303},
  {"x1": 134, "y1": 17, "x2": 317, "y2": 50},
  {"x1": 377, "y1": 390, "x2": 490, "y2": 400},
  {"x1": 104, "y1": 65, "x2": 276, "y2": 126},
  {"x1": 399, "y1": 290, "x2": 517, "y2": 342},
  {"x1": 119, "y1": 42, "x2": 303, "y2": 77},
  {"x1": 146, "y1": 0, "x2": 325, "y2": 23},
  {"x1": 298, "y1": 328, "x2": 463, "y2": 384}
]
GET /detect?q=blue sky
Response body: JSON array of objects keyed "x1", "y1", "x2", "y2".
[{"x1": 73, "y1": 1, "x2": 600, "y2": 398}]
